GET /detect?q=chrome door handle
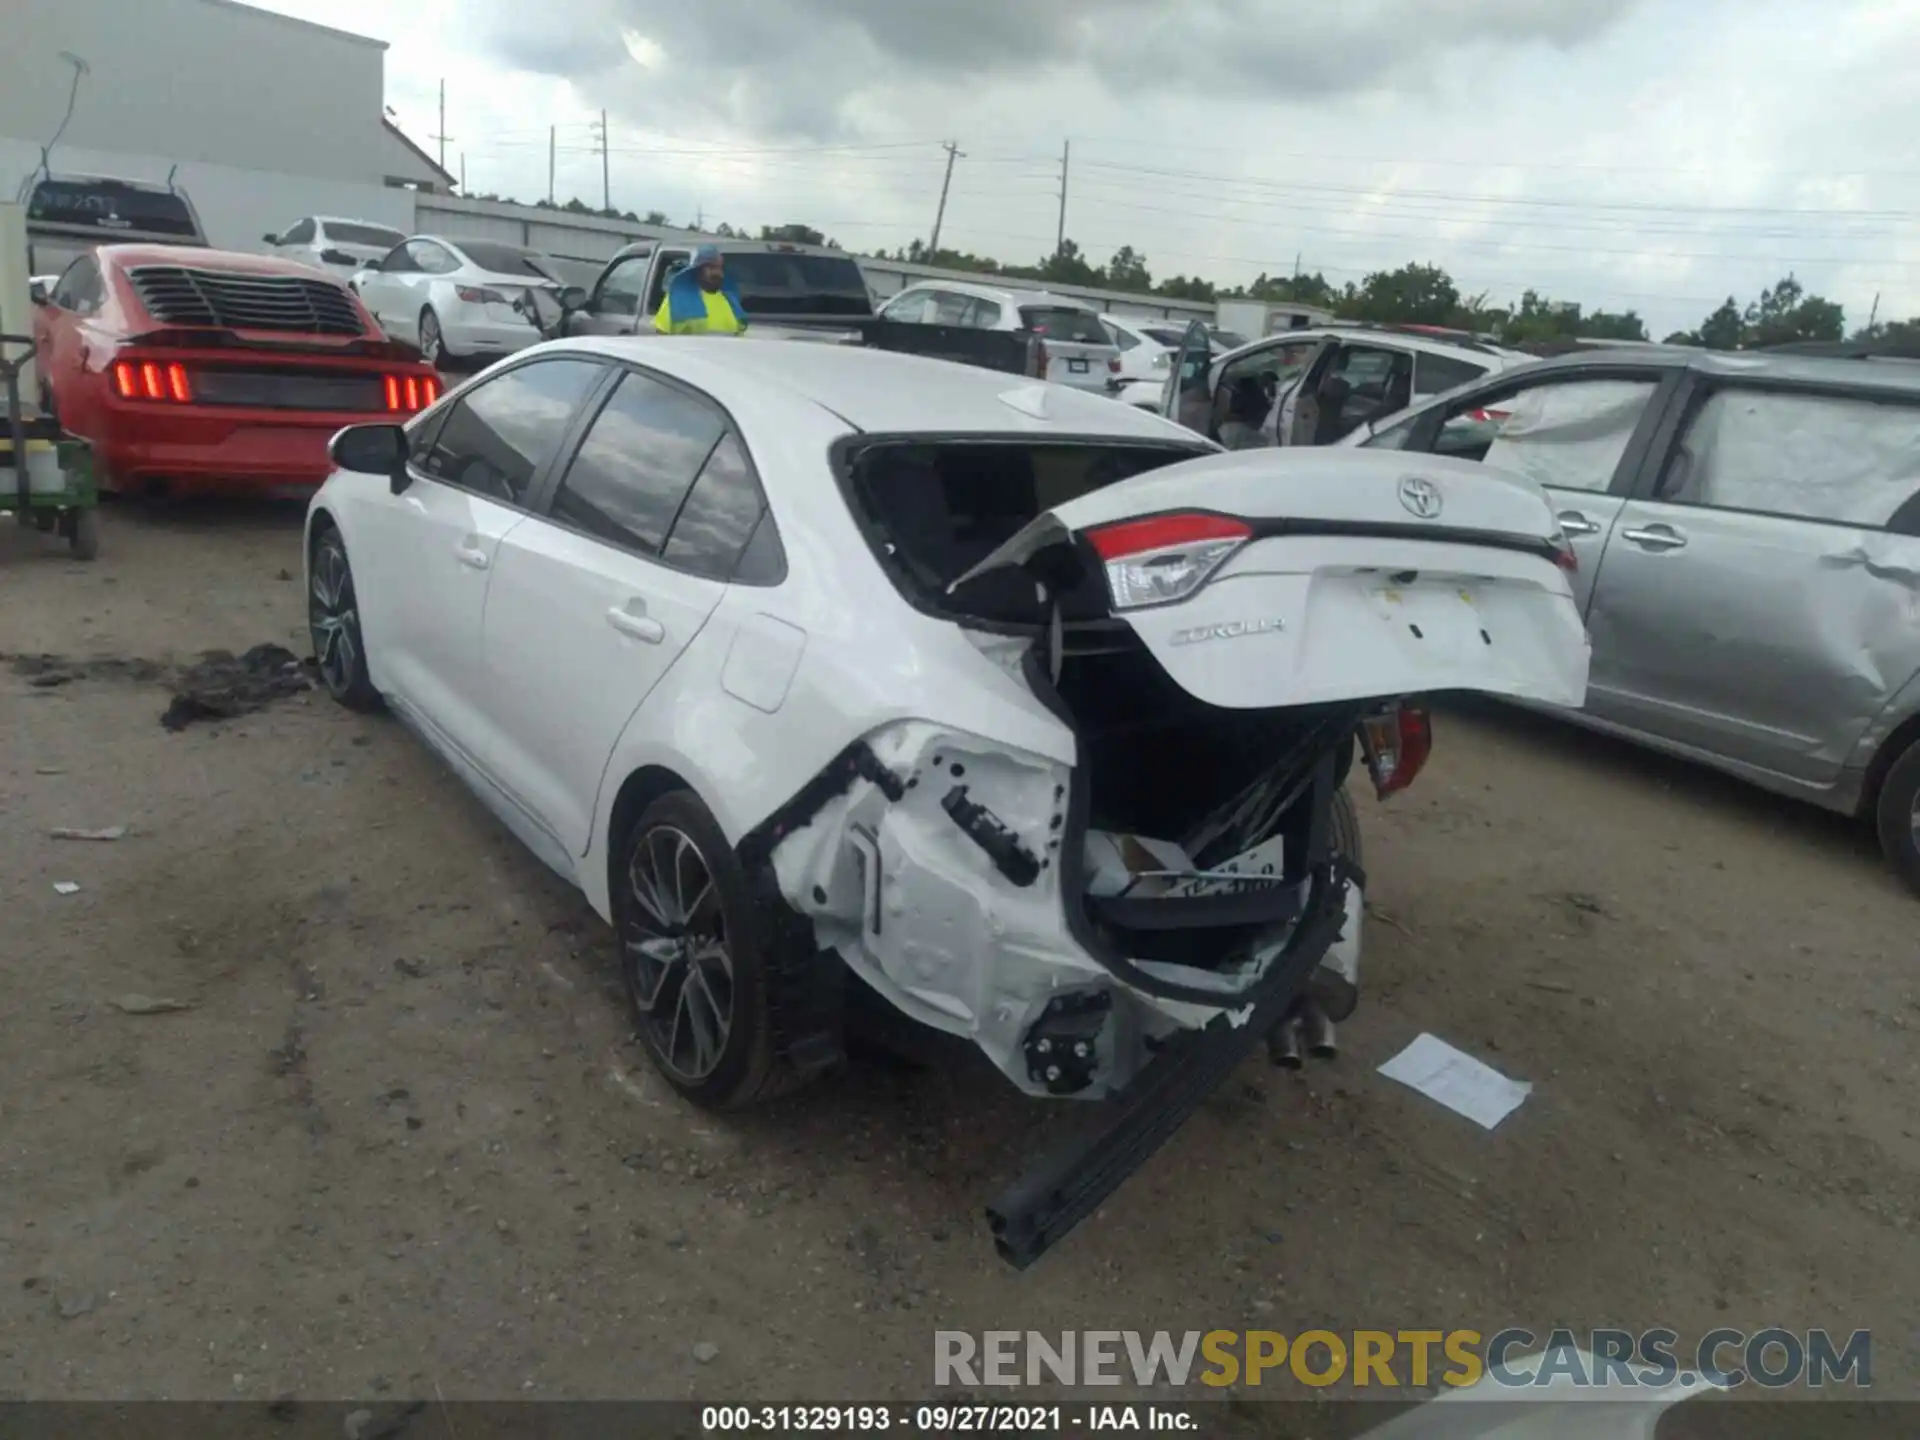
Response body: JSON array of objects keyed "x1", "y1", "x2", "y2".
[
  {"x1": 1556, "y1": 510, "x2": 1602, "y2": 537},
  {"x1": 1620, "y1": 525, "x2": 1687, "y2": 552},
  {"x1": 454, "y1": 545, "x2": 490, "y2": 570},
  {"x1": 606, "y1": 606, "x2": 665, "y2": 644}
]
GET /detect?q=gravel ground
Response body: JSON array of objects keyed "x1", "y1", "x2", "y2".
[{"x1": 1, "y1": 503, "x2": 1916, "y2": 1415}]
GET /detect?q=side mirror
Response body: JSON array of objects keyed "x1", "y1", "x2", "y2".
[
  {"x1": 29, "y1": 279, "x2": 48, "y2": 306},
  {"x1": 558, "y1": 285, "x2": 589, "y2": 313},
  {"x1": 319, "y1": 248, "x2": 357, "y2": 266},
  {"x1": 329, "y1": 423, "x2": 411, "y2": 493},
  {"x1": 262, "y1": 232, "x2": 281, "y2": 245}
]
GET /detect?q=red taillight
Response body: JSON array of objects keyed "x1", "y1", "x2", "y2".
[
  {"x1": 1361, "y1": 705, "x2": 1433, "y2": 799},
  {"x1": 1554, "y1": 542, "x2": 1579, "y2": 573},
  {"x1": 456, "y1": 285, "x2": 506, "y2": 305},
  {"x1": 1465, "y1": 407, "x2": 1510, "y2": 425},
  {"x1": 1030, "y1": 338, "x2": 1050, "y2": 379},
  {"x1": 1086, "y1": 512, "x2": 1251, "y2": 560},
  {"x1": 384, "y1": 373, "x2": 439, "y2": 413},
  {"x1": 1108, "y1": 356, "x2": 1122, "y2": 373},
  {"x1": 113, "y1": 359, "x2": 191, "y2": 402},
  {"x1": 1084, "y1": 512, "x2": 1252, "y2": 611}
]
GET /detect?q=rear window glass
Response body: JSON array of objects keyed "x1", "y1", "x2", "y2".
[
  {"x1": 25, "y1": 179, "x2": 199, "y2": 239},
  {"x1": 846, "y1": 440, "x2": 1207, "y2": 622},
  {"x1": 1143, "y1": 327, "x2": 1190, "y2": 348},
  {"x1": 455, "y1": 241, "x2": 549, "y2": 277},
  {"x1": 1019, "y1": 306, "x2": 1109, "y2": 344},
  {"x1": 324, "y1": 221, "x2": 405, "y2": 247},
  {"x1": 721, "y1": 253, "x2": 873, "y2": 318}
]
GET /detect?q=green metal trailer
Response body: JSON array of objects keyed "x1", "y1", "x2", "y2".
[{"x1": 1, "y1": 334, "x2": 98, "y2": 559}]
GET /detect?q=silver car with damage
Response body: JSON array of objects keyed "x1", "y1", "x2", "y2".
[{"x1": 1347, "y1": 343, "x2": 1920, "y2": 894}]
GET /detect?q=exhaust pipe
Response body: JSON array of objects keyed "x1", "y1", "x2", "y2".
[
  {"x1": 1301, "y1": 1002, "x2": 1337, "y2": 1060},
  {"x1": 1266, "y1": 1013, "x2": 1304, "y2": 1069}
]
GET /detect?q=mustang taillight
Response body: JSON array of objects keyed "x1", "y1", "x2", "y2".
[
  {"x1": 113, "y1": 360, "x2": 193, "y2": 403},
  {"x1": 1083, "y1": 512, "x2": 1251, "y2": 611},
  {"x1": 455, "y1": 284, "x2": 508, "y2": 305},
  {"x1": 1361, "y1": 704, "x2": 1433, "y2": 799},
  {"x1": 383, "y1": 373, "x2": 440, "y2": 413}
]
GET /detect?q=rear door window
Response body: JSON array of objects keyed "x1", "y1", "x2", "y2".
[
  {"x1": 932, "y1": 291, "x2": 976, "y2": 325},
  {"x1": 548, "y1": 370, "x2": 727, "y2": 556},
  {"x1": 1018, "y1": 306, "x2": 1108, "y2": 343},
  {"x1": 420, "y1": 358, "x2": 603, "y2": 506},
  {"x1": 281, "y1": 218, "x2": 317, "y2": 245},
  {"x1": 454, "y1": 241, "x2": 547, "y2": 277},
  {"x1": 1657, "y1": 387, "x2": 1920, "y2": 529},
  {"x1": 323, "y1": 221, "x2": 406, "y2": 248}
]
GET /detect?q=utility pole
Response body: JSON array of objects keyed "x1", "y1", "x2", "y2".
[
  {"x1": 1055, "y1": 139, "x2": 1070, "y2": 254},
  {"x1": 430, "y1": 79, "x2": 452, "y2": 173},
  {"x1": 930, "y1": 141, "x2": 963, "y2": 255},
  {"x1": 458, "y1": 152, "x2": 465, "y2": 195},
  {"x1": 591, "y1": 109, "x2": 611, "y2": 213},
  {"x1": 1868, "y1": 291, "x2": 1881, "y2": 331},
  {"x1": 547, "y1": 125, "x2": 555, "y2": 205}
]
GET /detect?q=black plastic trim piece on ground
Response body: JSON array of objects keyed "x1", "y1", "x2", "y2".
[{"x1": 985, "y1": 852, "x2": 1357, "y2": 1271}]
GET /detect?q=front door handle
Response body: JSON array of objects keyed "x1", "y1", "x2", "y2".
[
  {"x1": 1556, "y1": 509, "x2": 1603, "y2": 537},
  {"x1": 606, "y1": 605, "x2": 665, "y2": 644},
  {"x1": 1620, "y1": 524, "x2": 1687, "y2": 552},
  {"x1": 454, "y1": 544, "x2": 490, "y2": 571}
]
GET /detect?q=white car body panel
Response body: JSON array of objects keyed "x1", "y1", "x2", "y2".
[{"x1": 309, "y1": 339, "x2": 1588, "y2": 1100}]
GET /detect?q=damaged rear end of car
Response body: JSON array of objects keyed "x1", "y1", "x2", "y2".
[{"x1": 750, "y1": 432, "x2": 1591, "y2": 1266}]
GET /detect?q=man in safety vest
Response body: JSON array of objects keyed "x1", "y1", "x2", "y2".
[{"x1": 654, "y1": 245, "x2": 748, "y2": 335}]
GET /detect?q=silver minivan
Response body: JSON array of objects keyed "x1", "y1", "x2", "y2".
[{"x1": 1343, "y1": 344, "x2": 1920, "y2": 894}]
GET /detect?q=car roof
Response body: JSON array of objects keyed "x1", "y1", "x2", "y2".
[
  {"x1": 313, "y1": 215, "x2": 404, "y2": 228},
  {"x1": 900, "y1": 279, "x2": 1096, "y2": 311},
  {"x1": 1530, "y1": 344, "x2": 1920, "y2": 396},
  {"x1": 545, "y1": 336, "x2": 1204, "y2": 439},
  {"x1": 96, "y1": 243, "x2": 346, "y2": 280},
  {"x1": 1212, "y1": 326, "x2": 1525, "y2": 370}
]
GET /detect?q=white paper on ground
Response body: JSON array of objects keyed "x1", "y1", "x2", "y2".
[{"x1": 1378, "y1": 1032, "x2": 1532, "y2": 1130}]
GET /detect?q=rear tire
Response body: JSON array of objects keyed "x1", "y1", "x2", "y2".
[
  {"x1": 67, "y1": 508, "x2": 99, "y2": 561},
  {"x1": 613, "y1": 790, "x2": 808, "y2": 1109},
  {"x1": 419, "y1": 307, "x2": 450, "y2": 369},
  {"x1": 1874, "y1": 738, "x2": 1920, "y2": 897}
]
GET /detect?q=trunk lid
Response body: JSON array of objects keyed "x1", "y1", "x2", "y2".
[{"x1": 950, "y1": 448, "x2": 1591, "y2": 712}]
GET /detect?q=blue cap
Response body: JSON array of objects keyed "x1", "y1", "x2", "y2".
[{"x1": 690, "y1": 244, "x2": 722, "y2": 268}]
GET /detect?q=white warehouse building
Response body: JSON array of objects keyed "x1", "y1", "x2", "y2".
[{"x1": 0, "y1": 0, "x2": 449, "y2": 260}]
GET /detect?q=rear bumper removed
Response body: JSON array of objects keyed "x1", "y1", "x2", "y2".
[{"x1": 988, "y1": 773, "x2": 1361, "y2": 1269}]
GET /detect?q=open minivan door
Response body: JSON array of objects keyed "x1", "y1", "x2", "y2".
[{"x1": 1160, "y1": 318, "x2": 1216, "y2": 434}]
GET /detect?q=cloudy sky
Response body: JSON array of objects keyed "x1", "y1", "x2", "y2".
[{"x1": 256, "y1": 0, "x2": 1920, "y2": 339}]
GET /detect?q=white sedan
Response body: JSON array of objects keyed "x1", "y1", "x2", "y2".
[
  {"x1": 351, "y1": 234, "x2": 559, "y2": 369},
  {"x1": 305, "y1": 338, "x2": 1588, "y2": 1265}
]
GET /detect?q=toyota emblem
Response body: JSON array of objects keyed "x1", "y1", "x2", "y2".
[{"x1": 1398, "y1": 475, "x2": 1443, "y2": 519}]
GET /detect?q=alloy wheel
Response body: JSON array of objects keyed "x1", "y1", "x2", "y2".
[
  {"x1": 420, "y1": 312, "x2": 442, "y2": 366},
  {"x1": 308, "y1": 542, "x2": 360, "y2": 698},
  {"x1": 623, "y1": 825, "x2": 735, "y2": 1082}
]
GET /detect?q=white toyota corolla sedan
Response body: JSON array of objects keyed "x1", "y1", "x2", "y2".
[{"x1": 307, "y1": 337, "x2": 1589, "y2": 1265}]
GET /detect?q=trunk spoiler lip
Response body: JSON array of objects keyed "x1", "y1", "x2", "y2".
[
  {"x1": 948, "y1": 506, "x2": 1568, "y2": 595},
  {"x1": 119, "y1": 327, "x2": 428, "y2": 365}
]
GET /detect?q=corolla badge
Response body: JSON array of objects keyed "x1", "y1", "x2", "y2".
[
  {"x1": 1398, "y1": 475, "x2": 1443, "y2": 519},
  {"x1": 1170, "y1": 617, "x2": 1286, "y2": 647}
]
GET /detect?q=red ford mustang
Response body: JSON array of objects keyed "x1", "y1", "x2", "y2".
[{"x1": 33, "y1": 243, "x2": 442, "y2": 498}]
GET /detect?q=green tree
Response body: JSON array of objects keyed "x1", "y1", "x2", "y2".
[
  {"x1": 1582, "y1": 309, "x2": 1649, "y2": 342},
  {"x1": 1035, "y1": 238, "x2": 1101, "y2": 287},
  {"x1": 1104, "y1": 245, "x2": 1152, "y2": 293},
  {"x1": 1154, "y1": 274, "x2": 1218, "y2": 301},
  {"x1": 1743, "y1": 273, "x2": 1843, "y2": 346},
  {"x1": 761, "y1": 222, "x2": 839, "y2": 248},
  {"x1": 644, "y1": 209, "x2": 670, "y2": 226},
  {"x1": 1342, "y1": 263, "x2": 1460, "y2": 325}
]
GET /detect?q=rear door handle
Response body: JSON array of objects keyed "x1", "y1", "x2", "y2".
[
  {"x1": 454, "y1": 544, "x2": 490, "y2": 571},
  {"x1": 1556, "y1": 510, "x2": 1603, "y2": 537},
  {"x1": 607, "y1": 605, "x2": 665, "y2": 644},
  {"x1": 1620, "y1": 525, "x2": 1687, "y2": 552}
]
